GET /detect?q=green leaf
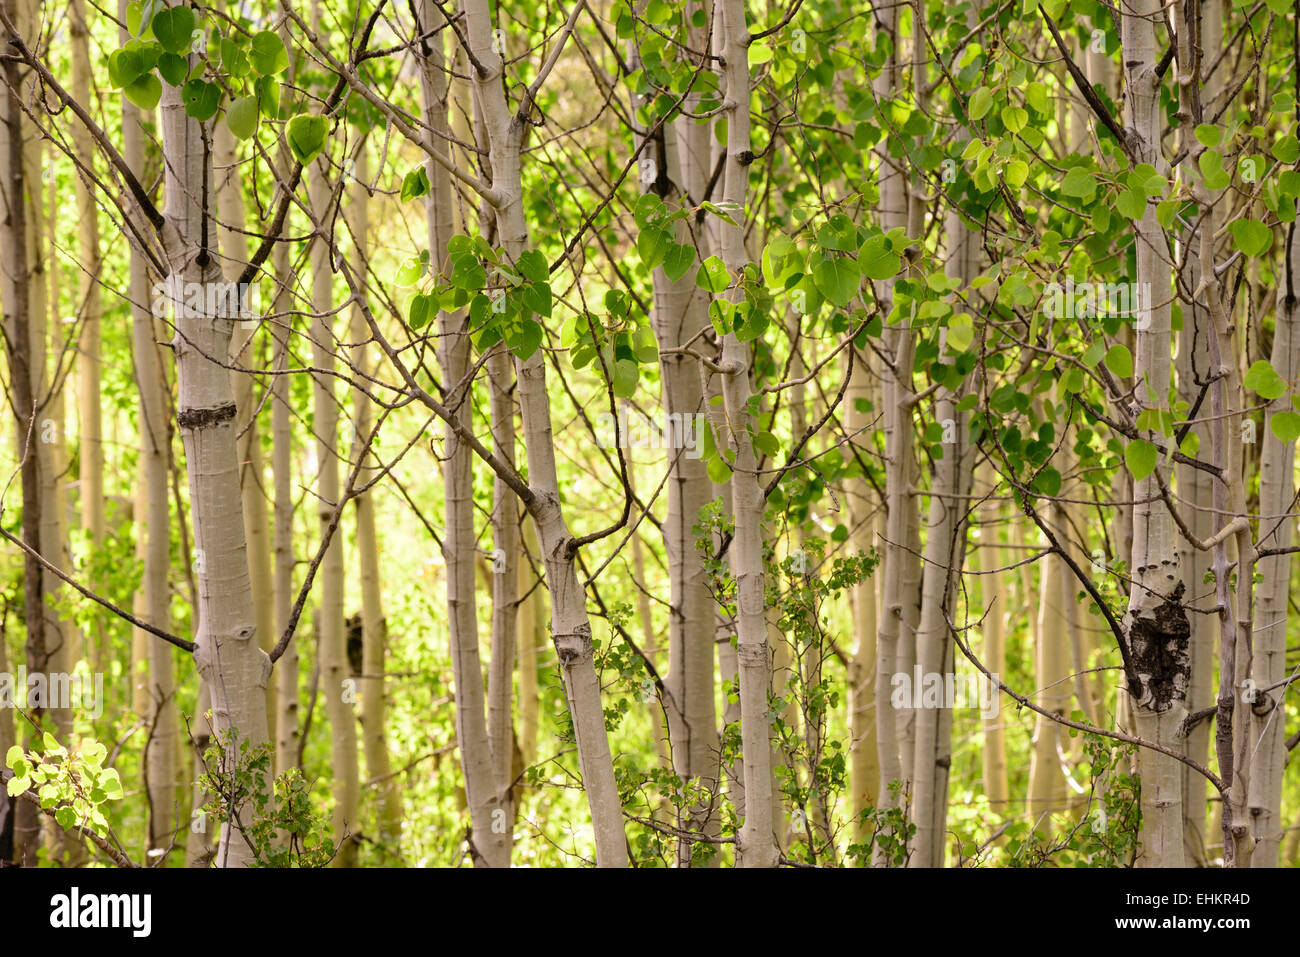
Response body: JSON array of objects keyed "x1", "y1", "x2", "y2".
[
  {"x1": 256, "y1": 75, "x2": 281, "y2": 118},
  {"x1": 99, "y1": 768, "x2": 124, "y2": 800},
  {"x1": 857, "y1": 235, "x2": 901, "y2": 281},
  {"x1": 1001, "y1": 105, "x2": 1028, "y2": 133},
  {"x1": 1033, "y1": 467, "x2": 1061, "y2": 497},
  {"x1": 695, "y1": 256, "x2": 730, "y2": 293},
  {"x1": 663, "y1": 243, "x2": 694, "y2": 282},
  {"x1": 612, "y1": 359, "x2": 639, "y2": 398},
  {"x1": 181, "y1": 78, "x2": 220, "y2": 122},
  {"x1": 1116, "y1": 186, "x2": 1146, "y2": 220},
  {"x1": 151, "y1": 5, "x2": 196, "y2": 55},
  {"x1": 753, "y1": 431, "x2": 779, "y2": 457},
  {"x1": 1229, "y1": 218, "x2": 1273, "y2": 257},
  {"x1": 157, "y1": 52, "x2": 188, "y2": 86},
  {"x1": 1125, "y1": 439, "x2": 1158, "y2": 481},
  {"x1": 946, "y1": 317, "x2": 974, "y2": 353},
  {"x1": 55, "y1": 806, "x2": 77, "y2": 830},
  {"x1": 4, "y1": 745, "x2": 22, "y2": 769},
  {"x1": 1244, "y1": 359, "x2": 1287, "y2": 399},
  {"x1": 81, "y1": 742, "x2": 107, "y2": 768},
  {"x1": 816, "y1": 213, "x2": 858, "y2": 251},
  {"x1": 969, "y1": 87, "x2": 993, "y2": 121},
  {"x1": 1059, "y1": 167, "x2": 1097, "y2": 201},
  {"x1": 287, "y1": 113, "x2": 329, "y2": 165},
  {"x1": 1274, "y1": 135, "x2": 1300, "y2": 164},
  {"x1": 706, "y1": 453, "x2": 731, "y2": 484},
  {"x1": 400, "y1": 166, "x2": 431, "y2": 202},
  {"x1": 638, "y1": 227, "x2": 669, "y2": 269},
  {"x1": 1270, "y1": 411, "x2": 1300, "y2": 443},
  {"x1": 631, "y1": 324, "x2": 658, "y2": 363},
  {"x1": 516, "y1": 249, "x2": 549, "y2": 283},
  {"x1": 124, "y1": 73, "x2": 162, "y2": 111},
  {"x1": 6, "y1": 775, "x2": 29, "y2": 797},
  {"x1": 225, "y1": 95, "x2": 258, "y2": 139},
  {"x1": 220, "y1": 37, "x2": 249, "y2": 78},
  {"x1": 250, "y1": 30, "x2": 289, "y2": 76},
  {"x1": 408, "y1": 293, "x2": 433, "y2": 330},
  {"x1": 1199, "y1": 150, "x2": 1230, "y2": 190},
  {"x1": 812, "y1": 254, "x2": 860, "y2": 307},
  {"x1": 508, "y1": 319, "x2": 543, "y2": 360},
  {"x1": 1194, "y1": 124, "x2": 1221, "y2": 148},
  {"x1": 1105, "y1": 344, "x2": 1133, "y2": 378}
]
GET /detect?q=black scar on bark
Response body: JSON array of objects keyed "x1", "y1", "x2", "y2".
[
  {"x1": 1123, "y1": 580, "x2": 1191, "y2": 712},
  {"x1": 177, "y1": 403, "x2": 237, "y2": 430}
]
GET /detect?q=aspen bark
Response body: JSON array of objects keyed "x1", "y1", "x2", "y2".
[
  {"x1": 458, "y1": 0, "x2": 627, "y2": 866},
  {"x1": 1247, "y1": 213, "x2": 1298, "y2": 866},
  {"x1": 871, "y1": 0, "x2": 915, "y2": 833},
  {"x1": 847, "y1": 349, "x2": 879, "y2": 837},
  {"x1": 121, "y1": 4, "x2": 177, "y2": 858},
  {"x1": 714, "y1": 0, "x2": 777, "y2": 868},
  {"x1": 1, "y1": 0, "x2": 44, "y2": 865},
  {"x1": 1172, "y1": 0, "x2": 1221, "y2": 868},
  {"x1": 160, "y1": 69, "x2": 269, "y2": 869},
  {"x1": 307, "y1": 129, "x2": 359, "y2": 867},
  {"x1": 487, "y1": 347, "x2": 518, "y2": 845},
  {"x1": 70, "y1": 0, "x2": 105, "y2": 672},
  {"x1": 1121, "y1": 0, "x2": 1187, "y2": 867},
  {"x1": 213, "y1": 122, "x2": 276, "y2": 743},
  {"x1": 415, "y1": 0, "x2": 509, "y2": 867},
  {"x1": 347, "y1": 145, "x2": 401, "y2": 846}
]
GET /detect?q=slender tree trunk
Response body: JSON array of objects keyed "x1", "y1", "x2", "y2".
[
  {"x1": 307, "y1": 111, "x2": 358, "y2": 866},
  {"x1": 214, "y1": 122, "x2": 276, "y2": 750},
  {"x1": 976, "y1": 475, "x2": 1008, "y2": 815},
  {"x1": 160, "y1": 68, "x2": 269, "y2": 869},
  {"x1": 713, "y1": 0, "x2": 777, "y2": 868},
  {"x1": 70, "y1": 0, "x2": 104, "y2": 673},
  {"x1": 1172, "y1": 0, "x2": 1221, "y2": 869},
  {"x1": 120, "y1": 6, "x2": 177, "y2": 859},
  {"x1": 271, "y1": 226, "x2": 298, "y2": 774},
  {"x1": 1121, "y1": 0, "x2": 1187, "y2": 867},
  {"x1": 345, "y1": 145, "x2": 401, "y2": 847},
  {"x1": 458, "y1": 0, "x2": 628, "y2": 866},
  {"x1": 1, "y1": 0, "x2": 44, "y2": 865},
  {"x1": 487, "y1": 347, "x2": 518, "y2": 852},
  {"x1": 847, "y1": 348, "x2": 879, "y2": 839},
  {"x1": 517, "y1": 518, "x2": 543, "y2": 767},
  {"x1": 415, "y1": 0, "x2": 509, "y2": 867},
  {"x1": 1247, "y1": 213, "x2": 1298, "y2": 866}
]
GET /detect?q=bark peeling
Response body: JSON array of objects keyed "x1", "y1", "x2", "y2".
[{"x1": 1123, "y1": 581, "x2": 1191, "y2": 712}]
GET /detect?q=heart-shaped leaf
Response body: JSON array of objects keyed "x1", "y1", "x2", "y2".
[{"x1": 152, "y1": 6, "x2": 196, "y2": 55}]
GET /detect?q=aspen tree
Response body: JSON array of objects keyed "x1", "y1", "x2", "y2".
[
  {"x1": 158, "y1": 46, "x2": 269, "y2": 872},
  {"x1": 457, "y1": 0, "x2": 628, "y2": 866},
  {"x1": 1119, "y1": 0, "x2": 1187, "y2": 867},
  {"x1": 414, "y1": 0, "x2": 509, "y2": 867},
  {"x1": 307, "y1": 93, "x2": 359, "y2": 868},
  {"x1": 870, "y1": 0, "x2": 916, "y2": 829},
  {"x1": 70, "y1": 0, "x2": 105, "y2": 672},
  {"x1": 0, "y1": 0, "x2": 44, "y2": 866},
  {"x1": 213, "y1": 122, "x2": 276, "y2": 742},
  {"x1": 629, "y1": 14, "x2": 721, "y2": 861},
  {"x1": 1248, "y1": 212, "x2": 1298, "y2": 865},
  {"x1": 120, "y1": 3, "x2": 177, "y2": 859},
  {"x1": 1172, "y1": 0, "x2": 1220, "y2": 867}
]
